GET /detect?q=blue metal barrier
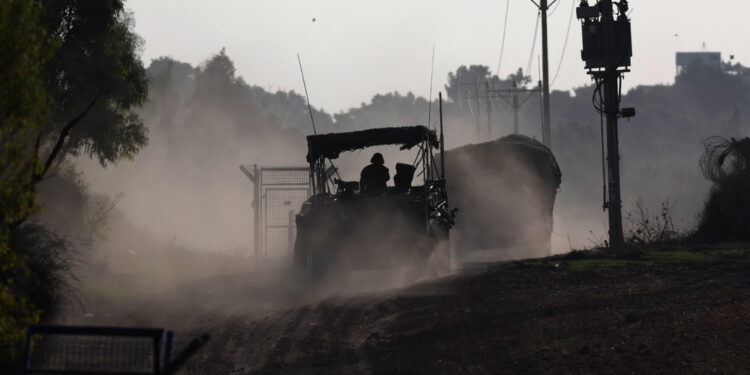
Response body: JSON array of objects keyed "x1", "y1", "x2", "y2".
[{"x1": 23, "y1": 325, "x2": 173, "y2": 374}]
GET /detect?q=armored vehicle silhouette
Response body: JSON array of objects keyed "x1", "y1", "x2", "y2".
[{"x1": 294, "y1": 125, "x2": 455, "y2": 279}]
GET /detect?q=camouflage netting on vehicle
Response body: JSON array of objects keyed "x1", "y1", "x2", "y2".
[
  {"x1": 695, "y1": 136, "x2": 750, "y2": 242},
  {"x1": 306, "y1": 126, "x2": 438, "y2": 163},
  {"x1": 444, "y1": 134, "x2": 561, "y2": 258}
]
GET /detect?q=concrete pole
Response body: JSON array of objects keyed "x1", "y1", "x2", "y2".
[
  {"x1": 601, "y1": 0, "x2": 624, "y2": 248},
  {"x1": 486, "y1": 82, "x2": 492, "y2": 139},
  {"x1": 540, "y1": 0, "x2": 552, "y2": 149},
  {"x1": 475, "y1": 79, "x2": 481, "y2": 140},
  {"x1": 512, "y1": 83, "x2": 520, "y2": 134}
]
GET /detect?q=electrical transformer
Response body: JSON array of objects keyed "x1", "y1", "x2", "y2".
[{"x1": 578, "y1": 1, "x2": 632, "y2": 70}]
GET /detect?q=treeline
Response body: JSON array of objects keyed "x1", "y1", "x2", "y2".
[
  {"x1": 142, "y1": 50, "x2": 438, "y2": 137},
  {"x1": 145, "y1": 50, "x2": 749, "y2": 242},
  {"x1": 142, "y1": 55, "x2": 535, "y2": 137}
]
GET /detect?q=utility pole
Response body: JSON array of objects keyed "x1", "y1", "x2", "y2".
[
  {"x1": 512, "y1": 83, "x2": 519, "y2": 134},
  {"x1": 475, "y1": 79, "x2": 481, "y2": 138},
  {"x1": 489, "y1": 82, "x2": 542, "y2": 135},
  {"x1": 601, "y1": 0, "x2": 624, "y2": 249},
  {"x1": 577, "y1": 0, "x2": 635, "y2": 249},
  {"x1": 485, "y1": 81, "x2": 492, "y2": 139},
  {"x1": 458, "y1": 81, "x2": 485, "y2": 140},
  {"x1": 531, "y1": 0, "x2": 554, "y2": 148}
]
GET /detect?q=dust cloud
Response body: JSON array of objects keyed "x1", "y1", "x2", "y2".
[
  {"x1": 77, "y1": 108, "x2": 305, "y2": 253},
  {"x1": 57, "y1": 51, "x2": 750, "y2": 327},
  {"x1": 65, "y1": 53, "x2": 451, "y2": 326}
]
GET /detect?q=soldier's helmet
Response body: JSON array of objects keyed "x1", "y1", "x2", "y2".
[{"x1": 371, "y1": 153, "x2": 385, "y2": 165}]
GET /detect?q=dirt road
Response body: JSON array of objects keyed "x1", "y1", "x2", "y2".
[{"x1": 179, "y1": 247, "x2": 750, "y2": 374}]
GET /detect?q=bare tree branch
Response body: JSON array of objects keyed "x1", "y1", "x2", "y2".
[
  {"x1": 9, "y1": 93, "x2": 101, "y2": 230},
  {"x1": 33, "y1": 92, "x2": 101, "y2": 184}
]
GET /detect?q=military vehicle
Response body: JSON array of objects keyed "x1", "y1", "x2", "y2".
[
  {"x1": 443, "y1": 135, "x2": 561, "y2": 260},
  {"x1": 294, "y1": 125, "x2": 456, "y2": 280}
]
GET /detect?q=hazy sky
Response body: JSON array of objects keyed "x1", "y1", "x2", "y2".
[{"x1": 127, "y1": 0, "x2": 745, "y2": 112}]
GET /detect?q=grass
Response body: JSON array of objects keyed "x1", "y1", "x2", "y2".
[
  {"x1": 82, "y1": 280, "x2": 139, "y2": 300},
  {"x1": 521, "y1": 246, "x2": 750, "y2": 271}
]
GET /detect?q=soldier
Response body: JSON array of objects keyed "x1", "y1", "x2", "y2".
[{"x1": 360, "y1": 153, "x2": 390, "y2": 194}]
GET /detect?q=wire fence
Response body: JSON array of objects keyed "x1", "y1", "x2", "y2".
[
  {"x1": 260, "y1": 168, "x2": 309, "y2": 186},
  {"x1": 25, "y1": 325, "x2": 167, "y2": 374},
  {"x1": 257, "y1": 167, "x2": 310, "y2": 258},
  {"x1": 263, "y1": 188, "x2": 309, "y2": 257}
]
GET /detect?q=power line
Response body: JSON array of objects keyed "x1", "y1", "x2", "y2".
[
  {"x1": 547, "y1": 0, "x2": 564, "y2": 16},
  {"x1": 526, "y1": 11, "x2": 541, "y2": 75},
  {"x1": 496, "y1": 0, "x2": 510, "y2": 75},
  {"x1": 550, "y1": 0, "x2": 576, "y2": 87}
]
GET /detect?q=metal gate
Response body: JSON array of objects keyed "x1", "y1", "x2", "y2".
[
  {"x1": 240, "y1": 165, "x2": 310, "y2": 259},
  {"x1": 24, "y1": 325, "x2": 170, "y2": 374}
]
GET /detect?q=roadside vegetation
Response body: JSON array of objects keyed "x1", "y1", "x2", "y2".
[{"x1": 0, "y1": 0, "x2": 147, "y2": 369}]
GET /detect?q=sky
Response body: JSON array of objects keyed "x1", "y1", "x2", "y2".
[{"x1": 126, "y1": 0, "x2": 745, "y2": 113}]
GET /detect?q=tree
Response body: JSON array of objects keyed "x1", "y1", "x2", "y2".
[
  {"x1": 445, "y1": 65, "x2": 495, "y2": 103},
  {"x1": 1, "y1": 1, "x2": 150, "y2": 367},
  {"x1": 0, "y1": 0, "x2": 51, "y2": 235},
  {"x1": 506, "y1": 68, "x2": 533, "y2": 88},
  {"x1": 39, "y1": 0, "x2": 149, "y2": 166},
  {"x1": 0, "y1": 0, "x2": 51, "y2": 367},
  {"x1": 193, "y1": 47, "x2": 238, "y2": 102},
  {"x1": 333, "y1": 92, "x2": 430, "y2": 130},
  {"x1": 143, "y1": 57, "x2": 197, "y2": 129}
]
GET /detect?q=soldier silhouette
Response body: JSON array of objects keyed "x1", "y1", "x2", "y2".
[{"x1": 360, "y1": 153, "x2": 390, "y2": 195}]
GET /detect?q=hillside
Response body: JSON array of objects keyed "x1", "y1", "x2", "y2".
[{"x1": 164, "y1": 246, "x2": 750, "y2": 374}]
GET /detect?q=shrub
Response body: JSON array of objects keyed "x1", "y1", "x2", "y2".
[{"x1": 695, "y1": 137, "x2": 750, "y2": 242}]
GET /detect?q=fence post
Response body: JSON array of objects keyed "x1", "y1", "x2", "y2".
[{"x1": 288, "y1": 210, "x2": 295, "y2": 256}]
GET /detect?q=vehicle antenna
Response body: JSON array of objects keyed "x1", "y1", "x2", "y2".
[
  {"x1": 427, "y1": 44, "x2": 436, "y2": 130},
  {"x1": 297, "y1": 53, "x2": 317, "y2": 135},
  {"x1": 439, "y1": 92, "x2": 446, "y2": 180},
  {"x1": 297, "y1": 54, "x2": 341, "y2": 190}
]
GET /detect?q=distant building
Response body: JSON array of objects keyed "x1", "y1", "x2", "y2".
[{"x1": 675, "y1": 52, "x2": 722, "y2": 75}]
